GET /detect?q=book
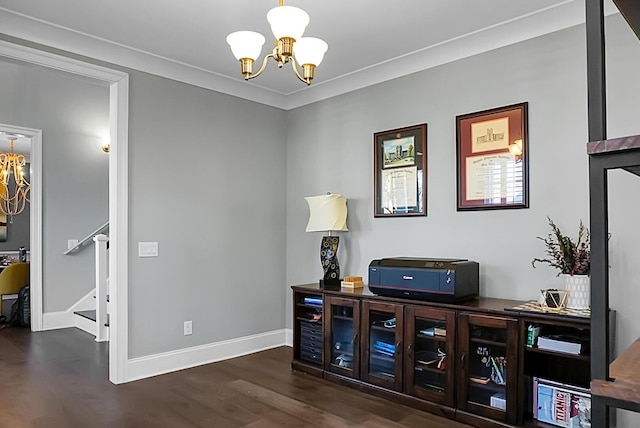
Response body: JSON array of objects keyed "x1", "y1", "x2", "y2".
[
  {"x1": 434, "y1": 326, "x2": 447, "y2": 337},
  {"x1": 303, "y1": 297, "x2": 323, "y2": 307},
  {"x1": 537, "y1": 334, "x2": 589, "y2": 355},
  {"x1": 534, "y1": 377, "x2": 591, "y2": 427}
]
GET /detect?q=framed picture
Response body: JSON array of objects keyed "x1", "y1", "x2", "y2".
[
  {"x1": 374, "y1": 123, "x2": 427, "y2": 217},
  {"x1": 456, "y1": 102, "x2": 529, "y2": 211}
]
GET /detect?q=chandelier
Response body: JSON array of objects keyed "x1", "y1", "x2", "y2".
[
  {"x1": 0, "y1": 136, "x2": 30, "y2": 216},
  {"x1": 226, "y1": 0, "x2": 328, "y2": 85}
]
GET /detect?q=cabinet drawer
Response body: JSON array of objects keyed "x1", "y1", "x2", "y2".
[
  {"x1": 301, "y1": 323, "x2": 322, "y2": 336},
  {"x1": 300, "y1": 347, "x2": 323, "y2": 363},
  {"x1": 301, "y1": 321, "x2": 322, "y2": 334},
  {"x1": 301, "y1": 335, "x2": 323, "y2": 351}
]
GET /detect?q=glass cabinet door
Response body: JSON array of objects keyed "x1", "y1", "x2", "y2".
[
  {"x1": 361, "y1": 300, "x2": 403, "y2": 391},
  {"x1": 404, "y1": 306, "x2": 456, "y2": 406},
  {"x1": 324, "y1": 296, "x2": 360, "y2": 379},
  {"x1": 458, "y1": 313, "x2": 518, "y2": 424}
]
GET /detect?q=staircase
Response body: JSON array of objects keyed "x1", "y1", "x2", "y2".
[{"x1": 64, "y1": 223, "x2": 110, "y2": 342}]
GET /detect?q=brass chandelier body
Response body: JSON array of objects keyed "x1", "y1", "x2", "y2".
[
  {"x1": 226, "y1": 0, "x2": 328, "y2": 85},
  {"x1": 239, "y1": 36, "x2": 316, "y2": 85},
  {"x1": 0, "y1": 137, "x2": 30, "y2": 216}
]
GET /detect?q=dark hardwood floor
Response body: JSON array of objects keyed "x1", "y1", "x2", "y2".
[{"x1": 0, "y1": 327, "x2": 472, "y2": 427}]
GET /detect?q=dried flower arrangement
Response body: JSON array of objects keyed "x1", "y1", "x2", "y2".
[{"x1": 531, "y1": 216, "x2": 590, "y2": 276}]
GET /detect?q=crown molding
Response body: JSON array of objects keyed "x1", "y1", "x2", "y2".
[{"x1": 0, "y1": 1, "x2": 618, "y2": 110}]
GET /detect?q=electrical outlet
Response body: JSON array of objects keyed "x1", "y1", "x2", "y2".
[{"x1": 183, "y1": 320, "x2": 192, "y2": 336}]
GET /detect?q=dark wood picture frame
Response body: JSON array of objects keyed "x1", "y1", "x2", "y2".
[
  {"x1": 456, "y1": 102, "x2": 529, "y2": 211},
  {"x1": 374, "y1": 124, "x2": 427, "y2": 217}
]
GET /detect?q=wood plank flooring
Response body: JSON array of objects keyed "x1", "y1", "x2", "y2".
[{"x1": 0, "y1": 327, "x2": 472, "y2": 427}]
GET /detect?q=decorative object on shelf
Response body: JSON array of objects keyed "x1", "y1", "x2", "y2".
[
  {"x1": 374, "y1": 124, "x2": 427, "y2": 217},
  {"x1": 532, "y1": 216, "x2": 590, "y2": 310},
  {"x1": 455, "y1": 102, "x2": 529, "y2": 211},
  {"x1": 305, "y1": 193, "x2": 348, "y2": 288},
  {"x1": 226, "y1": 0, "x2": 328, "y2": 85},
  {"x1": 341, "y1": 276, "x2": 363, "y2": 289},
  {"x1": 0, "y1": 134, "x2": 30, "y2": 217},
  {"x1": 538, "y1": 289, "x2": 568, "y2": 312}
]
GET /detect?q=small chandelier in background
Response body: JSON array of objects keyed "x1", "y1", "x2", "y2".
[
  {"x1": 226, "y1": 0, "x2": 328, "y2": 85},
  {"x1": 0, "y1": 135, "x2": 30, "y2": 216}
]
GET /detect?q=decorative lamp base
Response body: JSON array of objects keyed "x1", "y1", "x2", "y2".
[
  {"x1": 319, "y1": 278, "x2": 341, "y2": 290},
  {"x1": 320, "y1": 235, "x2": 341, "y2": 283}
]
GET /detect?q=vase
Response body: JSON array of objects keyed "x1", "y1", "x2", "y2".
[{"x1": 562, "y1": 274, "x2": 590, "y2": 310}]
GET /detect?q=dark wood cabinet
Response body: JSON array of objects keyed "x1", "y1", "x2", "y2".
[
  {"x1": 404, "y1": 305, "x2": 456, "y2": 406},
  {"x1": 291, "y1": 284, "x2": 593, "y2": 428},
  {"x1": 361, "y1": 300, "x2": 404, "y2": 391},
  {"x1": 457, "y1": 312, "x2": 519, "y2": 425}
]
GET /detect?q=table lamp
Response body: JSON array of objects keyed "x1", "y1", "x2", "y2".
[{"x1": 305, "y1": 193, "x2": 348, "y2": 289}]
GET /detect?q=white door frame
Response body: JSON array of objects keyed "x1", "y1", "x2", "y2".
[{"x1": 0, "y1": 40, "x2": 130, "y2": 384}]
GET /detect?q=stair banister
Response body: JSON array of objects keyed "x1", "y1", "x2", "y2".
[
  {"x1": 94, "y1": 234, "x2": 109, "y2": 342},
  {"x1": 64, "y1": 221, "x2": 109, "y2": 255}
]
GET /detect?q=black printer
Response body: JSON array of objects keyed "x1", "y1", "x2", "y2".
[{"x1": 368, "y1": 258, "x2": 479, "y2": 302}]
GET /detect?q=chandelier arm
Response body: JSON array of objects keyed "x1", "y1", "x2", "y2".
[
  {"x1": 245, "y1": 53, "x2": 276, "y2": 80},
  {"x1": 290, "y1": 57, "x2": 310, "y2": 85}
]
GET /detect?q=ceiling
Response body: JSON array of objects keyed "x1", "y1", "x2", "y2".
[
  {"x1": 0, "y1": 0, "x2": 618, "y2": 109},
  {"x1": 0, "y1": 132, "x2": 29, "y2": 156}
]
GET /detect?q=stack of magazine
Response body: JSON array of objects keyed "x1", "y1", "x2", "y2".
[{"x1": 533, "y1": 377, "x2": 591, "y2": 427}]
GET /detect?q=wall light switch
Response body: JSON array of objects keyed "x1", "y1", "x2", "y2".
[
  {"x1": 68, "y1": 239, "x2": 79, "y2": 250},
  {"x1": 138, "y1": 242, "x2": 159, "y2": 257},
  {"x1": 184, "y1": 320, "x2": 193, "y2": 336}
]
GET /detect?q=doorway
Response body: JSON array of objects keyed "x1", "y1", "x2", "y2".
[{"x1": 0, "y1": 40, "x2": 130, "y2": 384}]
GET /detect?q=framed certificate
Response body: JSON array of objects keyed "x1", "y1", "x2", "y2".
[
  {"x1": 456, "y1": 103, "x2": 529, "y2": 211},
  {"x1": 374, "y1": 124, "x2": 427, "y2": 217}
]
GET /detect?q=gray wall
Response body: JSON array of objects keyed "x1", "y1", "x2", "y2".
[
  {"x1": 0, "y1": 164, "x2": 30, "y2": 251},
  {"x1": 0, "y1": 35, "x2": 288, "y2": 359},
  {"x1": 285, "y1": 13, "x2": 640, "y2": 427},
  {"x1": 0, "y1": 59, "x2": 109, "y2": 312},
  {"x1": 127, "y1": 72, "x2": 287, "y2": 357}
]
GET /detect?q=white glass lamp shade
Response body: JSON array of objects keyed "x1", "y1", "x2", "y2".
[
  {"x1": 226, "y1": 31, "x2": 266, "y2": 60},
  {"x1": 266, "y1": 6, "x2": 309, "y2": 41},
  {"x1": 293, "y1": 37, "x2": 328, "y2": 66},
  {"x1": 305, "y1": 194, "x2": 348, "y2": 232}
]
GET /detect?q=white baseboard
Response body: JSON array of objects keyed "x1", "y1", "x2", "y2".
[
  {"x1": 74, "y1": 313, "x2": 97, "y2": 336},
  {"x1": 42, "y1": 310, "x2": 74, "y2": 330},
  {"x1": 126, "y1": 329, "x2": 288, "y2": 382},
  {"x1": 285, "y1": 328, "x2": 293, "y2": 347}
]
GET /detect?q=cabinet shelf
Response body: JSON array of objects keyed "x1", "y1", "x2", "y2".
[
  {"x1": 525, "y1": 346, "x2": 589, "y2": 361},
  {"x1": 333, "y1": 315, "x2": 353, "y2": 321},
  {"x1": 296, "y1": 302, "x2": 322, "y2": 309},
  {"x1": 370, "y1": 324, "x2": 395, "y2": 333},
  {"x1": 471, "y1": 337, "x2": 506, "y2": 347},
  {"x1": 415, "y1": 362, "x2": 446, "y2": 374},
  {"x1": 296, "y1": 317, "x2": 322, "y2": 324},
  {"x1": 417, "y1": 333, "x2": 446, "y2": 342}
]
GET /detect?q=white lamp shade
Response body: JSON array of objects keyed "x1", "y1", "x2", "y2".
[
  {"x1": 293, "y1": 37, "x2": 328, "y2": 66},
  {"x1": 305, "y1": 194, "x2": 348, "y2": 232},
  {"x1": 226, "y1": 31, "x2": 266, "y2": 60},
  {"x1": 267, "y1": 5, "x2": 309, "y2": 41}
]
